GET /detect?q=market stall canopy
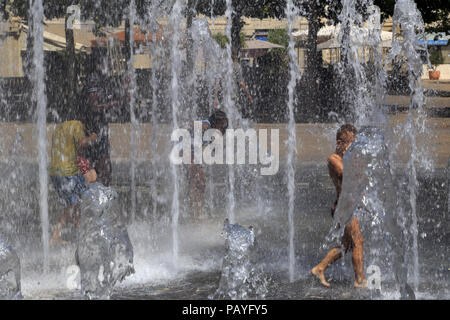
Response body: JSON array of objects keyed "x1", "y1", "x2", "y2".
[
  {"x1": 317, "y1": 37, "x2": 392, "y2": 50},
  {"x1": 91, "y1": 25, "x2": 166, "y2": 47},
  {"x1": 292, "y1": 25, "x2": 337, "y2": 42},
  {"x1": 418, "y1": 32, "x2": 449, "y2": 46},
  {"x1": 294, "y1": 24, "x2": 392, "y2": 46},
  {"x1": 241, "y1": 39, "x2": 284, "y2": 58}
]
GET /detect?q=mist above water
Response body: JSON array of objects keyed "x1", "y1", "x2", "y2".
[{"x1": 0, "y1": 0, "x2": 446, "y2": 300}]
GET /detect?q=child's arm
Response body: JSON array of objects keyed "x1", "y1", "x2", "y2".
[
  {"x1": 239, "y1": 81, "x2": 253, "y2": 104},
  {"x1": 328, "y1": 153, "x2": 343, "y2": 178},
  {"x1": 78, "y1": 132, "x2": 98, "y2": 148},
  {"x1": 328, "y1": 154, "x2": 343, "y2": 217}
]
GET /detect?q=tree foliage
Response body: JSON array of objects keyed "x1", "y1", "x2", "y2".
[
  {"x1": 212, "y1": 31, "x2": 246, "y2": 49},
  {"x1": 212, "y1": 32, "x2": 228, "y2": 49},
  {"x1": 2, "y1": 0, "x2": 131, "y2": 26},
  {"x1": 196, "y1": 0, "x2": 286, "y2": 60},
  {"x1": 373, "y1": 0, "x2": 450, "y2": 33},
  {"x1": 429, "y1": 46, "x2": 444, "y2": 67},
  {"x1": 266, "y1": 28, "x2": 289, "y2": 69},
  {"x1": 267, "y1": 28, "x2": 289, "y2": 47},
  {"x1": 3, "y1": 0, "x2": 79, "y2": 21}
]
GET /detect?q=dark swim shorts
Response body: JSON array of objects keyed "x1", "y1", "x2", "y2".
[{"x1": 50, "y1": 173, "x2": 88, "y2": 206}]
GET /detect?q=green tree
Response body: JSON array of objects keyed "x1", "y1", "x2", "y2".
[
  {"x1": 429, "y1": 47, "x2": 444, "y2": 70},
  {"x1": 232, "y1": 1, "x2": 343, "y2": 73},
  {"x1": 266, "y1": 28, "x2": 289, "y2": 68},
  {"x1": 253, "y1": 0, "x2": 449, "y2": 77},
  {"x1": 196, "y1": 0, "x2": 282, "y2": 62},
  {"x1": 212, "y1": 31, "x2": 246, "y2": 49},
  {"x1": 267, "y1": 28, "x2": 289, "y2": 47},
  {"x1": 212, "y1": 32, "x2": 229, "y2": 49},
  {"x1": 3, "y1": 0, "x2": 84, "y2": 110},
  {"x1": 374, "y1": 0, "x2": 450, "y2": 33}
]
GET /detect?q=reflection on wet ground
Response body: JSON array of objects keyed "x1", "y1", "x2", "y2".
[
  {"x1": 4, "y1": 161, "x2": 448, "y2": 300},
  {"x1": 19, "y1": 191, "x2": 449, "y2": 300}
]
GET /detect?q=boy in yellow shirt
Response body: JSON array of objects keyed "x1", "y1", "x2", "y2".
[{"x1": 49, "y1": 120, "x2": 97, "y2": 246}]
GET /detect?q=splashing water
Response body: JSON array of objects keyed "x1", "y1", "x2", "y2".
[
  {"x1": 338, "y1": 0, "x2": 385, "y2": 126},
  {"x1": 211, "y1": 0, "x2": 216, "y2": 28},
  {"x1": 0, "y1": 0, "x2": 446, "y2": 301},
  {"x1": 190, "y1": 17, "x2": 226, "y2": 219},
  {"x1": 169, "y1": 0, "x2": 185, "y2": 266},
  {"x1": 388, "y1": 0, "x2": 432, "y2": 291},
  {"x1": 0, "y1": 14, "x2": 2, "y2": 108},
  {"x1": 30, "y1": 0, "x2": 49, "y2": 274},
  {"x1": 128, "y1": 0, "x2": 138, "y2": 223},
  {"x1": 76, "y1": 182, "x2": 134, "y2": 299},
  {"x1": 147, "y1": 3, "x2": 164, "y2": 221},
  {"x1": 336, "y1": 0, "x2": 433, "y2": 295},
  {"x1": 285, "y1": 0, "x2": 300, "y2": 283},
  {"x1": 331, "y1": 126, "x2": 414, "y2": 299},
  {"x1": 212, "y1": 220, "x2": 268, "y2": 300},
  {"x1": 0, "y1": 235, "x2": 21, "y2": 299},
  {"x1": 224, "y1": 0, "x2": 237, "y2": 223}
]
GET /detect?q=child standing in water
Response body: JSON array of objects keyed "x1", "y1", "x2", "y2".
[
  {"x1": 188, "y1": 110, "x2": 228, "y2": 219},
  {"x1": 49, "y1": 118, "x2": 98, "y2": 246},
  {"x1": 311, "y1": 124, "x2": 367, "y2": 288}
]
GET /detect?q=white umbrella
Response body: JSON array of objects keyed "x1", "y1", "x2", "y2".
[
  {"x1": 317, "y1": 37, "x2": 392, "y2": 50},
  {"x1": 241, "y1": 39, "x2": 284, "y2": 58},
  {"x1": 294, "y1": 23, "x2": 392, "y2": 45}
]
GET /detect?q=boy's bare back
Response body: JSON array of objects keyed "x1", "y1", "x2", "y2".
[{"x1": 328, "y1": 125, "x2": 357, "y2": 216}]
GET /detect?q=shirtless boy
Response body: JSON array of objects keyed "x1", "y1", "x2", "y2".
[
  {"x1": 311, "y1": 124, "x2": 367, "y2": 288},
  {"x1": 188, "y1": 110, "x2": 228, "y2": 219}
]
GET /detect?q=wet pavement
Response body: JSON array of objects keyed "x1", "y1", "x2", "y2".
[
  {"x1": 15, "y1": 164, "x2": 449, "y2": 300},
  {"x1": 0, "y1": 117, "x2": 448, "y2": 300}
]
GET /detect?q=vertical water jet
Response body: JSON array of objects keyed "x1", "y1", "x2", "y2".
[
  {"x1": 338, "y1": 0, "x2": 382, "y2": 126},
  {"x1": 128, "y1": 0, "x2": 138, "y2": 223},
  {"x1": 389, "y1": 0, "x2": 432, "y2": 292},
  {"x1": 30, "y1": 0, "x2": 49, "y2": 273},
  {"x1": 224, "y1": 0, "x2": 236, "y2": 223},
  {"x1": 285, "y1": 0, "x2": 300, "y2": 283},
  {"x1": 169, "y1": 0, "x2": 185, "y2": 265}
]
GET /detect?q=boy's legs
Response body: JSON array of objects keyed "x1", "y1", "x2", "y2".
[
  {"x1": 50, "y1": 174, "x2": 87, "y2": 246},
  {"x1": 311, "y1": 247, "x2": 342, "y2": 287},
  {"x1": 311, "y1": 222, "x2": 352, "y2": 287},
  {"x1": 348, "y1": 216, "x2": 366, "y2": 287},
  {"x1": 189, "y1": 165, "x2": 206, "y2": 219},
  {"x1": 190, "y1": 189, "x2": 204, "y2": 219},
  {"x1": 51, "y1": 205, "x2": 75, "y2": 246},
  {"x1": 312, "y1": 216, "x2": 366, "y2": 288}
]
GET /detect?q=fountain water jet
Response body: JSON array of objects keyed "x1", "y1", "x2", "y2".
[
  {"x1": 145, "y1": 2, "x2": 165, "y2": 221},
  {"x1": 338, "y1": 0, "x2": 385, "y2": 126},
  {"x1": 388, "y1": 0, "x2": 433, "y2": 292},
  {"x1": 285, "y1": 0, "x2": 300, "y2": 283},
  {"x1": 150, "y1": 41, "x2": 160, "y2": 220},
  {"x1": 169, "y1": 0, "x2": 185, "y2": 266},
  {"x1": 224, "y1": 0, "x2": 237, "y2": 223},
  {"x1": 333, "y1": 0, "x2": 431, "y2": 297},
  {"x1": 128, "y1": 0, "x2": 138, "y2": 223},
  {"x1": 212, "y1": 219, "x2": 268, "y2": 299},
  {"x1": 331, "y1": 126, "x2": 415, "y2": 299},
  {"x1": 0, "y1": 0, "x2": 446, "y2": 301},
  {"x1": 30, "y1": 0, "x2": 49, "y2": 274}
]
